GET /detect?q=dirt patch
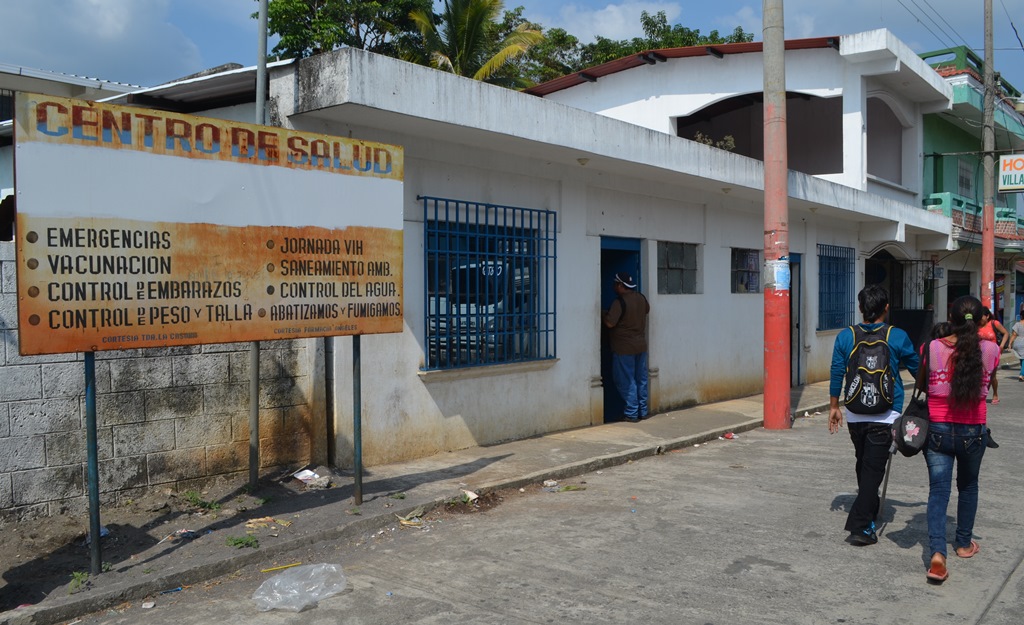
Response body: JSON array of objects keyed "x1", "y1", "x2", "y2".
[
  {"x1": 0, "y1": 472, "x2": 314, "y2": 612},
  {"x1": 432, "y1": 483, "x2": 577, "y2": 517},
  {"x1": 0, "y1": 476, "x2": 572, "y2": 614},
  {"x1": 441, "y1": 490, "x2": 507, "y2": 515}
]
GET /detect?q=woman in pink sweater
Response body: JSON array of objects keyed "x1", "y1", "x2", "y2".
[{"x1": 924, "y1": 296, "x2": 1000, "y2": 584}]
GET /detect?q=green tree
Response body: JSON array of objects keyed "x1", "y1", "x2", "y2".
[
  {"x1": 265, "y1": 0, "x2": 431, "y2": 59},
  {"x1": 408, "y1": 0, "x2": 543, "y2": 86},
  {"x1": 490, "y1": 6, "x2": 582, "y2": 86},
  {"x1": 579, "y1": 10, "x2": 754, "y2": 67},
  {"x1": 517, "y1": 26, "x2": 582, "y2": 84}
]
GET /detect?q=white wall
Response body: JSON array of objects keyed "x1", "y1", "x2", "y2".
[
  {"x1": 543, "y1": 45, "x2": 934, "y2": 204},
  {"x1": 545, "y1": 50, "x2": 845, "y2": 135},
  {"x1": 255, "y1": 48, "x2": 952, "y2": 467}
]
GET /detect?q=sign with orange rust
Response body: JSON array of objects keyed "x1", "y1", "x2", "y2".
[{"x1": 14, "y1": 92, "x2": 404, "y2": 355}]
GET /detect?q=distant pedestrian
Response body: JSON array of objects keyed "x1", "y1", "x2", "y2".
[
  {"x1": 978, "y1": 307, "x2": 1008, "y2": 404},
  {"x1": 921, "y1": 296, "x2": 999, "y2": 584},
  {"x1": 929, "y1": 321, "x2": 952, "y2": 344},
  {"x1": 828, "y1": 285, "x2": 919, "y2": 545},
  {"x1": 1009, "y1": 314, "x2": 1024, "y2": 382},
  {"x1": 603, "y1": 272, "x2": 650, "y2": 422}
]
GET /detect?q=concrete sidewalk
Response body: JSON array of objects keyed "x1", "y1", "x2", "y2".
[{"x1": 6, "y1": 359, "x2": 999, "y2": 625}]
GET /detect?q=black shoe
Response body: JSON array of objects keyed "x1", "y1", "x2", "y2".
[
  {"x1": 623, "y1": 416, "x2": 640, "y2": 423},
  {"x1": 849, "y1": 528, "x2": 878, "y2": 546},
  {"x1": 986, "y1": 428, "x2": 999, "y2": 449}
]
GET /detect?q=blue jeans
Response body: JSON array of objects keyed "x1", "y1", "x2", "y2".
[
  {"x1": 612, "y1": 352, "x2": 648, "y2": 418},
  {"x1": 924, "y1": 422, "x2": 987, "y2": 558}
]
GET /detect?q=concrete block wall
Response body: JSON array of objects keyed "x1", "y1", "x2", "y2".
[
  {"x1": 995, "y1": 219, "x2": 1018, "y2": 237},
  {"x1": 0, "y1": 241, "x2": 320, "y2": 521}
]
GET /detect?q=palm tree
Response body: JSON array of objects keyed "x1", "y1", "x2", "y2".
[{"x1": 409, "y1": 0, "x2": 542, "y2": 85}]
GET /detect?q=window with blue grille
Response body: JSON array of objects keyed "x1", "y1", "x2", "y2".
[
  {"x1": 423, "y1": 196, "x2": 556, "y2": 369},
  {"x1": 818, "y1": 244, "x2": 856, "y2": 330}
]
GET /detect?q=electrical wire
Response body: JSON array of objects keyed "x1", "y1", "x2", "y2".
[
  {"x1": 900, "y1": 0, "x2": 1024, "y2": 88},
  {"x1": 999, "y1": 0, "x2": 1024, "y2": 52},
  {"x1": 920, "y1": 0, "x2": 972, "y2": 48},
  {"x1": 896, "y1": 0, "x2": 955, "y2": 49},
  {"x1": 907, "y1": 0, "x2": 963, "y2": 49}
]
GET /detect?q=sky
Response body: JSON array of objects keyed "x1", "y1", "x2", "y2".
[{"x1": 0, "y1": 0, "x2": 1023, "y2": 91}]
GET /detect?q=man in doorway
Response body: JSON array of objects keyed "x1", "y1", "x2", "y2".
[
  {"x1": 603, "y1": 272, "x2": 650, "y2": 422},
  {"x1": 828, "y1": 285, "x2": 918, "y2": 545}
]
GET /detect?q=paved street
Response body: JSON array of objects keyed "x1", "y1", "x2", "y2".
[{"x1": 64, "y1": 369, "x2": 1024, "y2": 625}]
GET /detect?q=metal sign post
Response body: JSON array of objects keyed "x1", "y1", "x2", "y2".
[
  {"x1": 84, "y1": 352, "x2": 101, "y2": 574},
  {"x1": 353, "y1": 335, "x2": 363, "y2": 505}
]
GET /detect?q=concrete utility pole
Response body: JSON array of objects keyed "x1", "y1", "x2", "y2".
[
  {"x1": 762, "y1": 0, "x2": 791, "y2": 429},
  {"x1": 982, "y1": 0, "x2": 995, "y2": 309},
  {"x1": 250, "y1": 0, "x2": 269, "y2": 490}
]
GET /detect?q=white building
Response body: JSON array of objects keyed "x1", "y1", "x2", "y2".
[
  {"x1": 189, "y1": 29, "x2": 948, "y2": 466},
  {"x1": 0, "y1": 29, "x2": 955, "y2": 514}
]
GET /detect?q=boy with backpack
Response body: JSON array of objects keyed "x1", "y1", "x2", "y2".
[{"x1": 828, "y1": 285, "x2": 919, "y2": 545}]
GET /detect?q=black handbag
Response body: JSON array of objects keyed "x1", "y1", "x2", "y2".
[{"x1": 892, "y1": 345, "x2": 930, "y2": 458}]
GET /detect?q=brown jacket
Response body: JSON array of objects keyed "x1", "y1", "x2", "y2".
[{"x1": 604, "y1": 290, "x2": 649, "y2": 355}]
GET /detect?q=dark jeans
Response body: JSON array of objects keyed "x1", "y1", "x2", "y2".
[
  {"x1": 924, "y1": 422, "x2": 987, "y2": 558},
  {"x1": 846, "y1": 422, "x2": 892, "y2": 533}
]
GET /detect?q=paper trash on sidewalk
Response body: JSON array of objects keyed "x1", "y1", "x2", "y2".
[
  {"x1": 292, "y1": 469, "x2": 320, "y2": 483},
  {"x1": 84, "y1": 526, "x2": 110, "y2": 546}
]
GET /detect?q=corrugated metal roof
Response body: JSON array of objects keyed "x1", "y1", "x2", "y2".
[
  {"x1": 524, "y1": 36, "x2": 839, "y2": 97},
  {"x1": 0, "y1": 62, "x2": 140, "y2": 91},
  {"x1": 103, "y1": 59, "x2": 293, "y2": 113}
]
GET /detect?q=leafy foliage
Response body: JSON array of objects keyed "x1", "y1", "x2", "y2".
[
  {"x1": 262, "y1": 2, "x2": 754, "y2": 87},
  {"x1": 182, "y1": 489, "x2": 221, "y2": 511},
  {"x1": 578, "y1": 11, "x2": 755, "y2": 67},
  {"x1": 693, "y1": 131, "x2": 737, "y2": 151},
  {"x1": 68, "y1": 570, "x2": 89, "y2": 594},
  {"x1": 408, "y1": 0, "x2": 543, "y2": 85},
  {"x1": 265, "y1": 0, "x2": 431, "y2": 59},
  {"x1": 506, "y1": 9, "x2": 754, "y2": 85},
  {"x1": 225, "y1": 534, "x2": 260, "y2": 549}
]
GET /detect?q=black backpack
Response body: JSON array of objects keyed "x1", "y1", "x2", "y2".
[{"x1": 843, "y1": 324, "x2": 896, "y2": 414}]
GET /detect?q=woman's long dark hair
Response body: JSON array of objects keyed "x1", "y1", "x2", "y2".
[{"x1": 947, "y1": 296, "x2": 985, "y2": 408}]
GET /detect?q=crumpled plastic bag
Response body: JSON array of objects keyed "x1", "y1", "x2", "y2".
[{"x1": 252, "y1": 563, "x2": 347, "y2": 612}]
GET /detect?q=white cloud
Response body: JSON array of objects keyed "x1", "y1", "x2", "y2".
[
  {"x1": 722, "y1": 6, "x2": 762, "y2": 38},
  {"x1": 0, "y1": 0, "x2": 203, "y2": 85},
  {"x1": 511, "y1": 1, "x2": 685, "y2": 42},
  {"x1": 559, "y1": 2, "x2": 682, "y2": 41},
  {"x1": 74, "y1": 0, "x2": 138, "y2": 40}
]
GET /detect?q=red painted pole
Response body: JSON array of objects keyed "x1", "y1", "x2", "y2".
[{"x1": 762, "y1": 0, "x2": 791, "y2": 429}]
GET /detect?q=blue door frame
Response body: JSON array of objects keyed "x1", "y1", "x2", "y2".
[
  {"x1": 601, "y1": 237, "x2": 642, "y2": 422},
  {"x1": 789, "y1": 253, "x2": 801, "y2": 386}
]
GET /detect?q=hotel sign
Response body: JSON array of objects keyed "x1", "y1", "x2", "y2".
[
  {"x1": 14, "y1": 92, "x2": 404, "y2": 355},
  {"x1": 998, "y1": 154, "x2": 1024, "y2": 193}
]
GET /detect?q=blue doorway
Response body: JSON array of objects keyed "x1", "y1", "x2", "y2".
[
  {"x1": 601, "y1": 237, "x2": 642, "y2": 422},
  {"x1": 789, "y1": 253, "x2": 802, "y2": 386}
]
